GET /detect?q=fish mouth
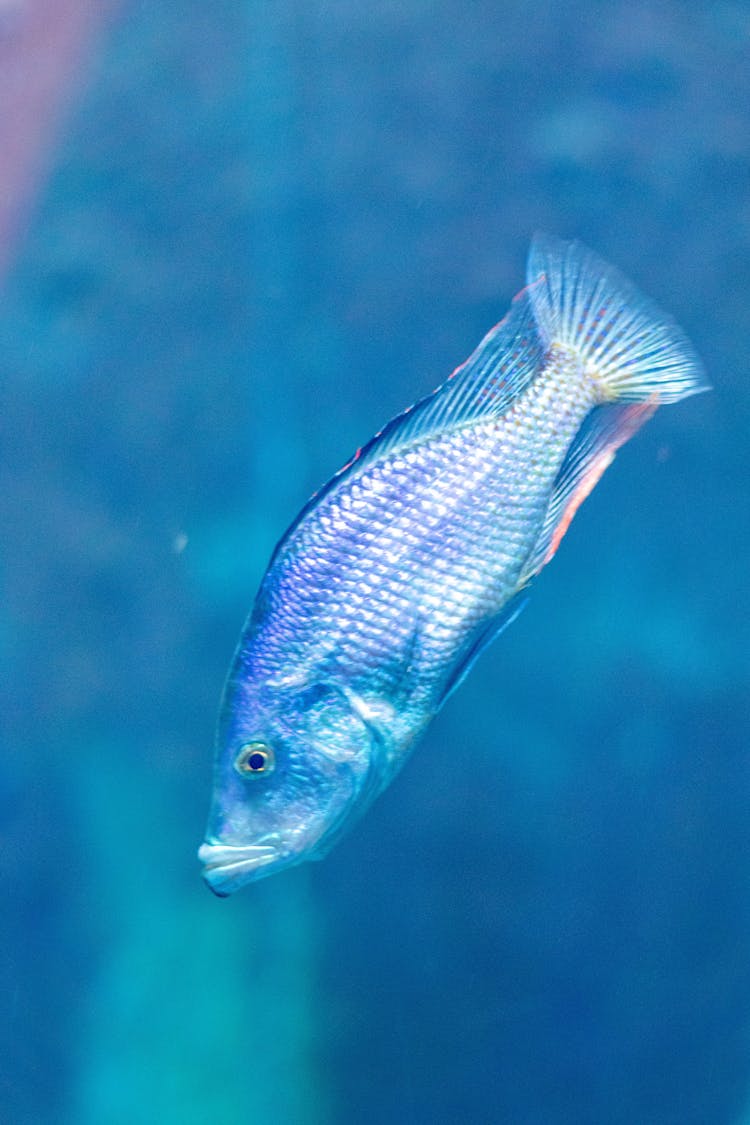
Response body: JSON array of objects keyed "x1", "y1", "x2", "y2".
[{"x1": 198, "y1": 841, "x2": 283, "y2": 896}]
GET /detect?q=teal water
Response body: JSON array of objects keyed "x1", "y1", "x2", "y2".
[{"x1": 3, "y1": 3, "x2": 749, "y2": 1123}]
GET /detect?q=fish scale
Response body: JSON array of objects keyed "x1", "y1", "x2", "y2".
[
  {"x1": 199, "y1": 235, "x2": 708, "y2": 894},
  {"x1": 260, "y1": 352, "x2": 596, "y2": 710}
]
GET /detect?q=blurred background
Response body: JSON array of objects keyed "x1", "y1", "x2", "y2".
[{"x1": 2, "y1": 2, "x2": 749, "y2": 1122}]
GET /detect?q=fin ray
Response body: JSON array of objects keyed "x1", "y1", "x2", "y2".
[
  {"x1": 273, "y1": 287, "x2": 546, "y2": 558},
  {"x1": 522, "y1": 400, "x2": 657, "y2": 582},
  {"x1": 437, "y1": 593, "x2": 528, "y2": 708},
  {"x1": 527, "y1": 234, "x2": 709, "y2": 403},
  {"x1": 356, "y1": 286, "x2": 545, "y2": 465}
]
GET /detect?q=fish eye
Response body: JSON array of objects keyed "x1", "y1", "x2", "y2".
[{"x1": 235, "y1": 742, "x2": 275, "y2": 777}]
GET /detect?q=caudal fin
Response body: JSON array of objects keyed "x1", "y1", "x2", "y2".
[{"x1": 527, "y1": 234, "x2": 710, "y2": 403}]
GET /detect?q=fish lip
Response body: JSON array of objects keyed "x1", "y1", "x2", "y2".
[{"x1": 198, "y1": 841, "x2": 283, "y2": 896}]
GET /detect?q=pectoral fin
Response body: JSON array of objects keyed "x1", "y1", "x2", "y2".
[{"x1": 304, "y1": 680, "x2": 395, "y2": 861}]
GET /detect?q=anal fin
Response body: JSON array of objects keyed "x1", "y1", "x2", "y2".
[
  {"x1": 438, "y1": 592, "x2": 528, "y2": 709},
  {"x1": 522, "y1": 398, "x2": 658, "y2": 582}
]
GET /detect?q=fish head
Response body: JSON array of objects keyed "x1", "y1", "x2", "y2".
[{"x1": 199, "y1": 675, "x2": 390, "y2": 895}]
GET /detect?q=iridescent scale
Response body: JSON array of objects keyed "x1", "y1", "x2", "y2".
[
  {"x1": 254, "y1": 350, "x2": 598, "y2": 714},
  {"x1": 201, "y1": 235, "x2": 709, "y2": 893}
]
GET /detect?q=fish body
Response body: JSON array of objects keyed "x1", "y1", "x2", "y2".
[{"x1": 200, "y1": 236, "x2": 707, "y2": 894}]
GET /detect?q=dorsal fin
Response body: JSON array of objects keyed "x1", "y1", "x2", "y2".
[
  {"x1": 359, "y1": 286, "x2": 545, "y2": 465},
  {"x1": 271, "y1": 285, "x2": 546, "y2": 561}
]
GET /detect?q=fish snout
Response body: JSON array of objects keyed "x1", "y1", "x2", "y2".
[{"x1": 198, "y1": 841, "x2": 281, "y2": 896}]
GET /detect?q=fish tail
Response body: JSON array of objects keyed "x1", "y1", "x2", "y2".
[{"x1": 526, "y1": 234, "x2": 710, "y2": 403}]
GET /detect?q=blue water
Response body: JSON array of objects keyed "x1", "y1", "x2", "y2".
[{"x1": 3, "y1": 3, "x2": 749, "y2": 1123}]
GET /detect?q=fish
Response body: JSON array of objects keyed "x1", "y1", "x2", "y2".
[{"x1": 199, "y1": 235, "x2": 708, "y2": 895}]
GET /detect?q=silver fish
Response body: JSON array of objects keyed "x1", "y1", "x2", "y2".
[{"x1": 199, "y1": 235, "x2": 707, "y2": 895}]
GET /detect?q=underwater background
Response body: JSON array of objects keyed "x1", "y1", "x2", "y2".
[{"x1": 2, "y1": 2, "x2": 749, "y2": 1123}]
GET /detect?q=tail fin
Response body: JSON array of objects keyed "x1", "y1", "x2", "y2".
[{"x1": 527, "y1": 234, "x2": 710, "y2": 403}]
